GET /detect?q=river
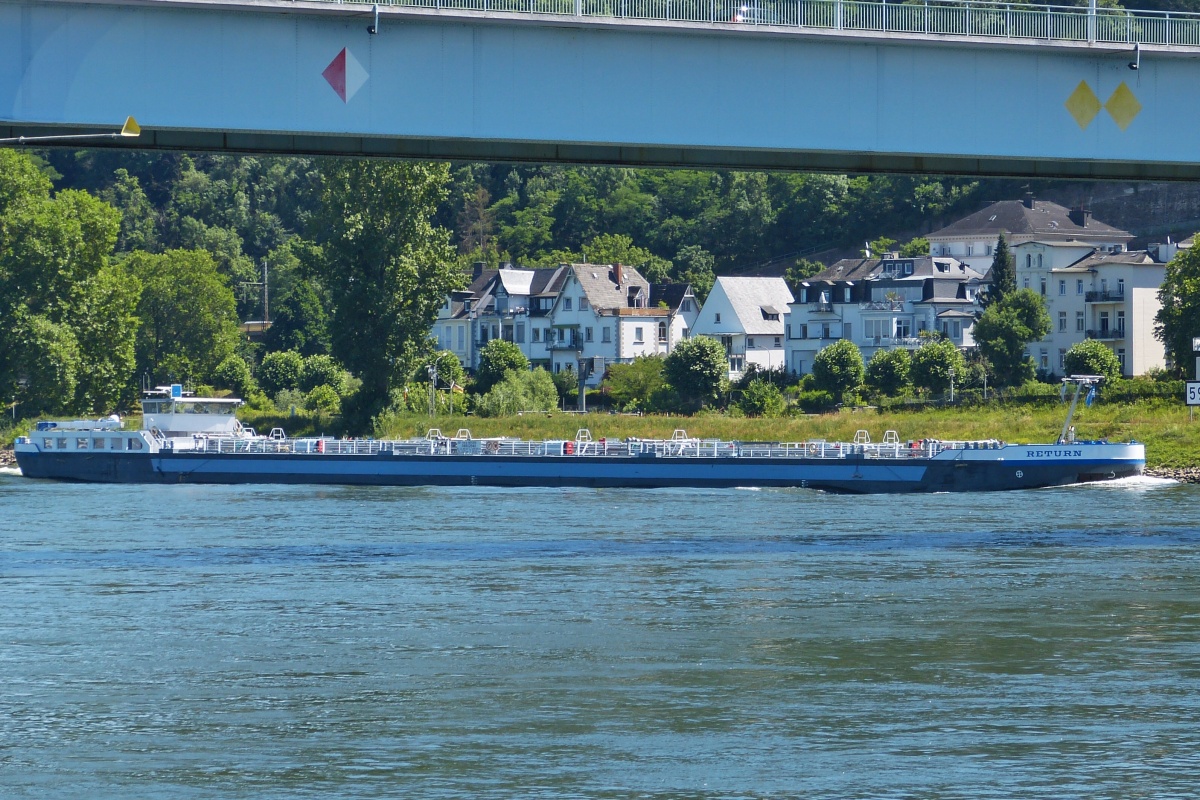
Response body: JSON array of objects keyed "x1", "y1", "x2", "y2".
[{"x1": 2, "y1": 470, "x2": 1198, "y2": 798}]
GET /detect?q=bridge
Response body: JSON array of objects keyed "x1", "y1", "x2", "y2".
[{"x1": 4, "y1": 0, "x2": 1200, "y2": 178}]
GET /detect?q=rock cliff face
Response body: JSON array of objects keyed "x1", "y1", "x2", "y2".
[{"x1": 1046, "y1": 182, "x2": 1200, "y2": 244}]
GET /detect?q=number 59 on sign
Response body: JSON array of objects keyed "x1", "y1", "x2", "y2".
[{"x1": 1188, "y1": 382, "x2": 1200, "y2": 406}]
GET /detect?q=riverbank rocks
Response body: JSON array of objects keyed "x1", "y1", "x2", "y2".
[
  {"x1": 0, "y1": 449, "x2": 15, "y2": 468},
  {"x1": 1146, "y1": 467, "x2": 1200, "y2": 484}
]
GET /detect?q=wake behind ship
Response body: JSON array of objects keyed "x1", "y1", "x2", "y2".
[{"x1": 13, "y1": 382, "x2": 1144, "y2": 494}]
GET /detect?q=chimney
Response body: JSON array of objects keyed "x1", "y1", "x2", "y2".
[
  {"x1": 612, "y1": 263, "x2": 624, "y2": 285},
  {"x1": 1067, "y1": 207, "x2": 1091, "y2": 228},
  {"x1": 1023, "y1": 192, "x2": 1035, "y2": 209},
  {"x1": 472, "y1": 261, "x2": 486, "y2": 280}
]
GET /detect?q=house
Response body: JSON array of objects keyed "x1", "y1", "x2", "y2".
[
  {"x1": 1019, "y1": 242, "x2": 1173, "y2": 377},
  {"x1": 650, "y1": 283, "x2": 700, "y2": 345},
  {"x1": 691, "y1": 277, "x2": 793, "y2": 378},
  {"x1": 433, "y1": 266, "x2": 497, "y2": 371},
  {"x1": 433, "y1": 264, "x2": 568, "y2": 371},
  {"x1": 548, "y1": 263, "x2": 687, "y2": 386},
  {"x1": 927, "y1": 194, "x2": 1132, "y2": 273},
  {"x1": 786, "y1": 255, "x2": 985, "y2": 376}
]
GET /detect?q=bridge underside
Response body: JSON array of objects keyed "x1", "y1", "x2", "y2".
[
  {"x1": 4, "y1": 0, "x2": 1200, "y2": 180},
  {"x1": 2, "y1": 121, "x2": 1194, "y2": 180}
]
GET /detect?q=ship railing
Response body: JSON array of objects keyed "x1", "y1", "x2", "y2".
[{"x1": 193, "y1": 434, "x2": 1004, "y2": 458}]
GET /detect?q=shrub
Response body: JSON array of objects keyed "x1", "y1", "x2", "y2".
[
  {"x1": 865, "y1": 348, "x2": 911, "y2": 396},
  {"x1": 603, "y1": 355, "x2": 667, "y2": 410},
  {"x1": 796, "y1": 389, "x2": 837, "y2": 414},
  {"x1": 475, "y1": 340, "x2": 529, "y2": 395},
  {"x1": 812, "y1": 340, "x2": 864, "y2": 399},
  {"x1": 299, "y1": 354, "x2": 347, "y2": 395},
  {"x1": 475, "y1": 367, "x2": 558, "y2": 417},
  {"x1": 273, "y1": 388, "x2": 306, "y2": 412},
  {"x1": 1064, "y1": 339, "x2": 1122, "y2": 382},
  {"x1": 304, "y1": 384, "x2": 342, "y2": 415},
  {"x1": 738, "y1": 378, "x2": 786, "y2": 418},
  {"x1": 259, "y1": 350, "x2": 303, "y2": 396},
  {"x1": 664, "y1": 336, "x2": 728, "y2": 409},
  {"x1": 211, "y1": 355, "x2": 257, "y2": 399}
]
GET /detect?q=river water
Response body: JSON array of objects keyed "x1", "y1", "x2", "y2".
[{"x1": 2, "y1": 470, "x2": 1199, "y2": 798}]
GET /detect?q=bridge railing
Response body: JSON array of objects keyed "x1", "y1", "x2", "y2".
[{"x1": 358, "y1": 0, "x2": 1200, "y2": 47}]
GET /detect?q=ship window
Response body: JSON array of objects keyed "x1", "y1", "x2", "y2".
[
  {"x1": 128, "y1": 438, "x2": 143, "y2": 451},
  {"x1": 111, "y1": 438, "x2": 124, "y2": 451},
  {"x1": 76, "y1": 438, "x2": 89, "y2": 450},
  {"x1": 93, "y1": 438, "x2": 105, "y2": 450},
  {"x1": 42, "y1": 437, "x2": 54, "y2": 450},
  {"x1": 57, "y1": 437, "x2": 67, "y2": 449}
]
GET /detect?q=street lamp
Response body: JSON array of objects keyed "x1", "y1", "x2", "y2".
[
  {"x1": 427, "y1": 352, "x2": 450, "y2": 418},
  {"x1": 0, "y1": 116, "x2": 141, "y2": 145},
  {"x1": 948, "y1": 367, "x2": 956, "y2": 403}
]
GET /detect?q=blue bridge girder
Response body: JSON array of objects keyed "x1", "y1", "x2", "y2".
[{"x1": 3, "y1": 0, "x2": 1200, "y2": 179}]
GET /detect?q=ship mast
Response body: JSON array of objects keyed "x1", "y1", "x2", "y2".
[{"x1": 1058, "y1": 375, "x2": 1103, "y2": 444}]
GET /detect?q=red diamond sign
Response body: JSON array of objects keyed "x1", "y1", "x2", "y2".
[{"x1": 322, "y1": 47, "x2": 368, "y2": 103}]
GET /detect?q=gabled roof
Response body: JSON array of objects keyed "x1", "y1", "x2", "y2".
[
  {"x1": 928, "y1": 199, "x2": 1132, "y2": 242},
  {"x1": 807, "y1": 256, "x2": 981, "y2": 284},
  {"x1": 569, "y1": 263, "x2": 650, "y2": 312},
  {"x1": 1059, "y1": 249, "x2": 1162, "y2": 272},
  {"x1": 650, "y1": 283, "x2": 692, "y2": 311},
  {"x1": 712, "y1": 276, "x2": 793, "y2": 335}
]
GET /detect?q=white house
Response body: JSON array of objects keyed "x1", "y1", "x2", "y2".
[
  {"x1": 433, "y1": 264, "x2": 569, "y2": 372},
  {"x1": 1016, "y1": 242, "x2": 1172, "y2": 377},
  {"x1": 786, "y1": 255, "x2": 985, "y2": 376},
  {"x1": 692, "y1": 276, "x2": 793, "y2": 379},
  {"x1": 927, "y1": 194, "x2": 1133, "y2": 273},
  {"x1": 548, "y1": 263, "x2": 689, "y2": 386}
]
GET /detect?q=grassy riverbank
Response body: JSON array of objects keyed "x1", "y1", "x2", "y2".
[{"x1": 5, "y1": 401, "x2": 1197, "y2": 469}]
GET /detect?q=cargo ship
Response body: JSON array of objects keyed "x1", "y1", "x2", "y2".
[{"x1": 12, "y1": 379, "x2": 1143, "y2": 494}]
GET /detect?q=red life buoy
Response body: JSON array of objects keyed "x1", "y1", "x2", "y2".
[
  {"x1": 565, "y1": 441, "x2": 575, "y2": 455},
  {"x1": 317, "y1": 439, "x2": 324, "y2": 454}
]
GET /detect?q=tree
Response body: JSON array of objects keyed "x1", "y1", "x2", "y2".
[
  {"x1": 865, "y1": 348, "x2": 911, "y2": 396},
  {"x1": 868, "y1": 236, "x2": 896, "y2": 257},
  {"x1": 674, "y1": 245, "x2": 715, "y2": 303},
  {"x1": 211, "y1": 354, "x2": 258, "y2": 399},
  {"x1": 786, "y1": 258, "x2": 825, "y2": 291},
  {"x1": 973, "y1": 289, "x2": 1052, "y2": 387},
  {"x1": 812, "y1": 339, "x2": 865, "y2": 400},
  {"x1": 663, "y1": 336, "x2": 728, "y2": 409},
  {"x1": 602, "y1": 355, "x2": 666, "y2": 410},
  {"x1": 7, "y1": 311, "x2": 81, "y2": 415},
  {"x1": 259, "y1": 350, "x2": 304, "y2": 396},
  {"x1": 262, "y1": 279, "x2": 330, "y2": 357},
  {"x1": 125, "y1": 249, "x2": 241, "y2": 385},
  {"x1": 582, "y1": 233, "x2": 671, "y2": 283},
  {"x1": 898, "y1": 237, "x2": 930, "y2": 258},
  {"x1": 1064, "y1": 340, "x2": 1122, "y2": 381},
  {"x1": 308, "y1": 160, "x2": 458, "y2": 421},
  {"x1": 982, "y1": 233, "x2": 1015, "y2": 308},
  {"x1": 298, "y1": 353, "x2": 347, "y2": 395},
  {"x1": 738, "y1": 378, "x2": 786, "y2": 418},
  {"x1": 1156, "y1": 242, "x2": 1200, "y2": 376},
  {"x1": 910, "y1": 338, "x2": 966, "y2": 395},
  {"x1": 475, "y1": 339, "x2": 529, "y2": 395},
  {"x1": 70, "y1": 264, "x2": 142, "y2": 412},
  {"x1": 475, "y1": 367, "x2": 557, "y2": 416}
]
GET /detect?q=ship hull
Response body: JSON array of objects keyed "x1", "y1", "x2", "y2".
[{"x1": 14, "y1": 446, "x2": 1145, "y2": 493}]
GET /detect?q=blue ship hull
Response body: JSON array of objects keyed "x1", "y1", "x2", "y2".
[{"x1": 14, "y1": 448, "x2": 1145, "y2": 493}]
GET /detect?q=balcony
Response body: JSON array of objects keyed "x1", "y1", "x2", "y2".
[
  {"x1": 1085, "y1": 290, "x2": 1125, "y2": 303},
  {"x1": 865, "y1": 336, "x2": 923, "y2": 348},
  {"x1": 548, "y1": 335, "x2": 582, "y2": 351},
  {"x1": 1086, "y1": 328, "x2": 1126, "y2": 340},
  {"x1": 810, "y1": 302, "x2": 834, "y2": 313}
]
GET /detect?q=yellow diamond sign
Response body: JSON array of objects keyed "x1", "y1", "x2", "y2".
[
  {"x1": 1105, "y1": 82, "x2": 1142, "y2": 131},
  {"x1": 1066, "y1": 80, "x2": 1102, "y2": 130}
]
